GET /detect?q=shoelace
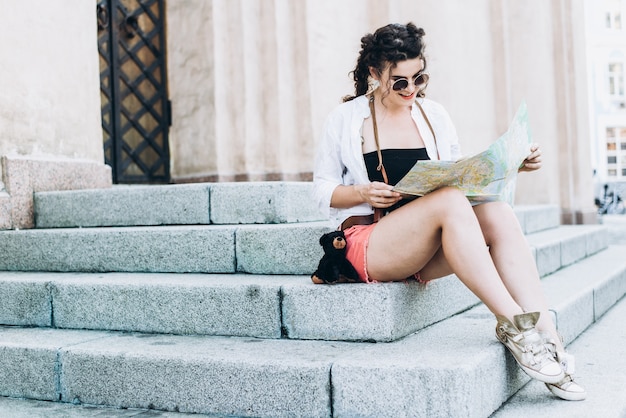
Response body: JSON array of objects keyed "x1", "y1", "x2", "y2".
[{"x1": 504, "y1": 328, "x2": 552, "y2": 366}]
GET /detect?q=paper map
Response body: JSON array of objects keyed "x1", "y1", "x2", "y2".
[{"x1": 393, "y1": 102, "x2": 532, "y2": 205}]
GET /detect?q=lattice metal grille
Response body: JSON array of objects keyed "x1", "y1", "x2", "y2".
[{"x1": 97, "y1": 0, "x2": 170, "y2": 183}]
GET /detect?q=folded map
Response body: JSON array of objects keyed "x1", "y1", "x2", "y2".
[{"x1": 393, "y1": 102, "x2": 532, "y2": 205}]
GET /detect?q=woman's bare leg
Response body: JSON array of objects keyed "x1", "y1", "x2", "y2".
[
  {"x1": 366, "y1": 187, "x2": 524, "y2": 320},
  {"x1": 473, "y1": 201, "x2": 565, "y2": 351}
]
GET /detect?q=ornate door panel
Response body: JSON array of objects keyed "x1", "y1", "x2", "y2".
[{"x1": 97, "y1": 0, "x2": 170, "y2": 183}]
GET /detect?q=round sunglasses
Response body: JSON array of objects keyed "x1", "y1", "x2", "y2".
[{"x1": 391, "y1": 73, "x2": 429, "y2": 91}]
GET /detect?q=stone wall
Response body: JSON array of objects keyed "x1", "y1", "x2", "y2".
[
  {"x1": 166, "y1": 0, "x2": 596, "y2": 223},
  {"x1": 0, "y1": 0, "x2": 111, "y2": 229}
]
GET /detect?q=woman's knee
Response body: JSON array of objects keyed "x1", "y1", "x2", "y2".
[
  {"x1": 427, "y1": 187, "x2": 473, "y2": 215},
  {"x1": 399, "y1": 187, "x2": 473, "y2": 222}
]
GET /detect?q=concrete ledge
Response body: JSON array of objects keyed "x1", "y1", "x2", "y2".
[
  {"x1": 593, "y1": 246, "x2": 626, "y2": 319},
  {"x1": 2, "y1": 243, "x2": 624, "y2": 342},
  {"x1": 31, "y1": 182, "x2": 556, "y2": 230},
  {"x1": 0, "y1": 155, "x2": 111, "y2": 230},
  {"x1": 514, "y1": 204, "x2": 561, "y2": 234},
  {"x1": 0, "y1": 251, "x2": 624, "y2": 416},
  {"x1": 210, "y1": 182, "x2": 325, "y2": 224},
  {"x1": 58, "y1": 333, "x2": 348, "y2": 417},
  {"x1": 0, "y1": 272, "x2": 51, "y2": 326},
  {"x1": 0, "y1": 192, "x2": 10, "y2": 230},
  {"x1": 0, "y1": 396, "x2": 203, "y2": 418},
  {"x1": 331, "y1": 312, "x2": 529, "y2": 418},
  {"x1": 0, "y1": 226, "x2": 236, "y2": 273},
  {"x1": 542, "y1": 246, "x2": 626, "y2": 345},
  {"x1": 35, "y1": 184, "x2": 210, "y2": 228},
  {"x1": 235, "y1": 222, "x2": 332, "y2": 274},
  {"x1": 50, "y1": 274, "x2": 289, "y2": 338},
  {"x1": 0, "y1": 328, "x2": 111, "y2": 401},
  {"x1": 0, "y1": 223, "x2": 609, "y2": 276},
  {"x1": 282, "y1": 275, "x2": 479, "y2": 342},
  {"x1": 526, "y1": 225, "x2": 608, "y2": 277}
]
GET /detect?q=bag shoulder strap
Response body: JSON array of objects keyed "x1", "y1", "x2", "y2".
[
  {"x1": 414, "y1": 99, "x2": 440, "y2": 160},
  {"x1": 368, "y1": 97, "x2": 389, "y2": 184}
]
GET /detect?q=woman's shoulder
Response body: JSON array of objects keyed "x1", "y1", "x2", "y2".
[
  {"x1": 332, "y1": 95, "x2": 368, "y2": 112},
  {"x1": 325, "y1": 95, "x2": 369, "y2": 123}
]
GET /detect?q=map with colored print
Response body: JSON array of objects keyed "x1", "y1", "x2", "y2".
[{"x1": 393, "y1": 102, "x2": 532, "y2": 205}]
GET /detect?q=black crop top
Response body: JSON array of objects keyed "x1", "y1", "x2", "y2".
[
  {"x1": 363, "y1": 148, "x2": 430, "y2": 212},
  {"x1": 363, "y1": 148, "x2": 430, "y2": 185}
]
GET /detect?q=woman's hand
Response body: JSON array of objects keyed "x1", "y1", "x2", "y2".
[
  {"x1": 356, "y1": 181, "x2": 402, "y2": 208},
  {"x1": 519, "y1": 143, "x2": 542, "y2": 172}
]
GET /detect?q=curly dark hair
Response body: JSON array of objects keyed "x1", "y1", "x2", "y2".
[{"x1": 343, "y1": 22, "x2": 427, "y2": 102}]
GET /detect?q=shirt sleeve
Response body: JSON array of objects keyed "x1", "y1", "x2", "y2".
[{"x1": 312, "y1": 110, "x2": 344, "y2": 219}]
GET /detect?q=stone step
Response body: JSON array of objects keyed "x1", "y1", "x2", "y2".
[
  {"x1": 1, "y1": 246, "x2": 624, "y2": 417},
  {"x1": 0, "y1": 272, "x2": 477, "y2": 342},
  {"x1": 33, "y1": 181, "x2": 561, "y2": 231},
  {"x1": 0, "y1": 243, "x2": 623, "y2": 344},
  {"x1": 525, "y1": 224, "x2": 609, "y2": 277},
  {"x1": 0, "y1": 396, "x2": 210, "y2": 418},
  {"x1": 0, "y1": 222, "x2": 331, "y2": 274},
  {"x1": 0, "y1": 221, "x2": 605, "y2": 275},
  {"x1": 34, "y1": 182, "x2": 325, "y2": 228}
]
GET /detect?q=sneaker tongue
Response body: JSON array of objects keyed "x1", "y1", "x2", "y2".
[
  {"x1": 559, "y1": 352, "x2": 576, "y2": 374},
  {"x1": 514, "y1": 312, "x2": 540, "y2": 331}
]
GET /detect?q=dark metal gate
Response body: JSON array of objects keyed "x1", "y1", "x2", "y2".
[{"x1": 97, "y1": 0, "x2": 171, "y2": 183}]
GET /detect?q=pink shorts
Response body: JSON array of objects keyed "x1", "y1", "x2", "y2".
[
  {"x1": 343, "y1": 224, "x2": 377, "y2": 283},
  {"x1": 344, "y1": 223, "x2": 424, "y2": 284}
]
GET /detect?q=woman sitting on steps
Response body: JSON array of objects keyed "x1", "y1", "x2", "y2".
[{"x1": 312, "y1": 22, "x2": 585, "y2": 401}]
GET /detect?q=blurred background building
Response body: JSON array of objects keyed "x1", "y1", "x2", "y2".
[
  {"x1": 2, "y1": 0, "x2": 624, "y2": 229},
  {"x1": 585, "y1": 0, "x2": 626, "y2": 202}
]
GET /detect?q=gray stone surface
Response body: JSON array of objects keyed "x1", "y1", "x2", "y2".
[
  {"x1": 1, "y1": 247, "x2": 623, "y2": 344},
  {"x1": 0, "y1": 246, "x2": 624, "y2": 417},
  {"x1": 50, "y1": 273, "x2": 292, "y2": 338},
  {"x1": 0, "y1": 226, "x2": 236, "y2": 273},
  {"x1": 0, "y1": 273, "x2": 477, "y2": 342},
  {"x1": 543, "y1": 247, "x2": 626, "y2": 343},
  {"x1": 235, "y1": 222, "x2": 332, "y2": 274},
  {"x1": 559, "y1": 228, "x2": 590, "y2": 267},
  {"x1": 0, "y1": 272, "x2": 51, "y2": 326},
  {"x1": 0, "y1": 397, "x2": 213, "y2": 417},
  {"x1": 601, "y1": 214, "x2": 626, "y2": 245},
  {"x1": 58, "y1": 333, "x2": 352, "y2": 417},
  {"x1": 541, "y1": 246, "x2": 626, "y2": 344},
  {"x1": 331, "y1": 311, "x2": 529, "y2": 418},
  {"x1": 584, "y1": 224, "x2": 609, "y2": 255},
  {"x1": 492, "y1": 295, "x2": 626, "y2": 418},
  {"x1": 209, "y1": 182, "x2": 325, "y2": 224},
  {"x1": 35, "y1": 184, "x2": 211, "y2": 228},
  {"x1": 593, "y1": 247, "x2": 626, "y2": 318},
  {"x1": 0, "y1": 328, "x2": 111, "y2": 401},
  {"x1": 526, "y1": 225, "x2": 608, "y2": 277},
  {"x1": 32, "y1": 183, "x2": 552, "y2": 230},
  {"x1": 515, "y1": 204, "x2": 560, "y2": 234},
  {"x1": 282, "y1": 274, "x2": 479, "y2": 341}
]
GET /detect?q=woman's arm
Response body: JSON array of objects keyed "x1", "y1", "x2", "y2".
[{"x1": 331, "y1": 182, "x2": 400, "y2": 209}]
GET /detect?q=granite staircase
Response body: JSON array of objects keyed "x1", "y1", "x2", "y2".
[{"x1": 0, "y1": 182, "x2": 625, "y2": 417}]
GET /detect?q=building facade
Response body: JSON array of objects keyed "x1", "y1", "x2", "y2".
[
  {"x1": 585, "y1": 0, "x2": 626, "y2": 201},
  {"x1": 0, "y1": 0, "x2": 599, "y2": 229}
]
